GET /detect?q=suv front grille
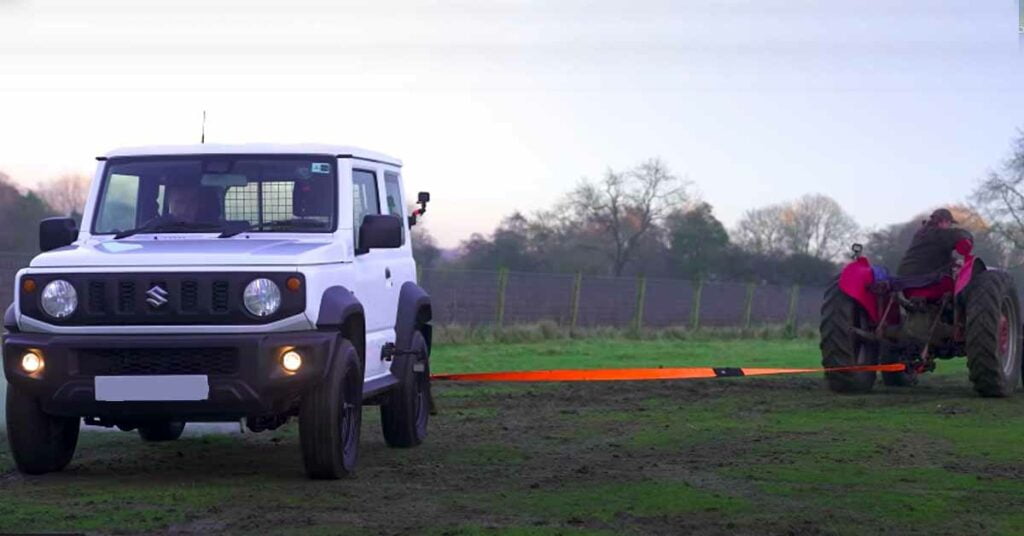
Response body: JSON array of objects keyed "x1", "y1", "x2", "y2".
[
  {"x1": 20, "y1": 272, "x2": 305, "y2": 325},
  {"x1": 78, "y1": 347, "x2": 240, "y2": 376},
  {"x1": 181, "y1": 280, "x2": 199, "y2": 311},
  {"x1": 118, "y1": 281, "x2": 135, "y2": 313},
  {"x1": 88, "y1": 281, "x2": 107, "y2": 314}
]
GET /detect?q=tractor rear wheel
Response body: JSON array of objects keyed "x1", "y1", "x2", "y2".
[
  {"x1": 965, "y1": 270, "x2": 1022, "y2": 397},
  {"x1": 820, "y1": 280, "x2": 878, "y2": 393}
]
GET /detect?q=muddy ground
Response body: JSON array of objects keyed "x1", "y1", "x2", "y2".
[{"x1": 4, "y1": 365, "x2": 1024, "y2": 535}]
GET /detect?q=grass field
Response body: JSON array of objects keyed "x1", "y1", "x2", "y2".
[{"x1": 3, "y1": 338, "x2": 1024, "y2": 535}]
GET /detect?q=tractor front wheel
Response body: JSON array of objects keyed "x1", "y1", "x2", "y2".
[
  {"x1": 965, "y1": 271, "x2": 1022, "y2": 397},
  {"x1": 820, "y1": 280, "x2": 878, "y2": 394}
]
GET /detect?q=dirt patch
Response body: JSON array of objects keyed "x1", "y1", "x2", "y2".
[{"x1": 3, "y1": 373, "x2": 1024, "y2": 535}]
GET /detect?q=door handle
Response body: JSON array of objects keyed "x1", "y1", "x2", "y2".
[{"x1": 385, "y1": 267, "x2": 392, "y2": 279}]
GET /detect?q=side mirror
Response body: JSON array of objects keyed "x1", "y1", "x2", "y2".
[
  {"x1": 357, "y1": 215, "x2": 403, "y2": 255},
  {"x1": 40, "y1": 217, "x2": 78, "y2": 252}
]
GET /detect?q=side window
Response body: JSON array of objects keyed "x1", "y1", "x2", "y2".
[
  {"x1": 352, "y1": 169, "x2": 380, "y2": 249},
  {"x1": 383, "y1": 171, "x2": 405, "y2": 245},
  {"x1": 96, "y1": 173, "x2": 140, "y2": 232}
]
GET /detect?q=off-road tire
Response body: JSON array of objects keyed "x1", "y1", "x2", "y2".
[
  {"x1": 381, "y1": 330, "x2": 430, "y2": 448},
  {"x1": 965, "y1": 270, "x2": 1022, "y2": 397},
  {"x1": 138, "y1": 421, "x2": 186, "y2": 442},
  {"x1": 299, "y1": 338, "x2": 363, "y2": 479},
  {"x1": 6, "y1": 383, "x2": 80, "y2": 474},
  {"x1": 821, "y1": 280, "x2": 878, "y2": 393}
]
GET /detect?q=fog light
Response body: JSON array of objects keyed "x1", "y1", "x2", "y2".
[
  {"x1": 21, "y1": 352, "x2": 43, "y2": 373},
  {"x1": 281, "y1": 350, "x2": 302, "y2": 372}
]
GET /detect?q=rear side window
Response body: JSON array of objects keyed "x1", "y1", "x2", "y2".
[
  {"x1": 352, "y1": 169, "x2": 380, "y2": 249},
  {"x1": 384, "y1": 171, "x2": 405, "y2": 245}
]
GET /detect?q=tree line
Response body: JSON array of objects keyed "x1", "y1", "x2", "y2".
[
  {"x1": 6, "y1": 131, "x2": 1024, "y2": 289},
  {"x1": 0, "y1": 172, "x2": 89, "y2": 254},
  {"x1": 415, "y1": 130, "x2": 1024, "y2": 286}
]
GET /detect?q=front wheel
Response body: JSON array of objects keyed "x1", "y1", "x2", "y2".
[
  {"x1": 299, "y1": 338, "x2": 363, "y2": 479},
  {"x1": 820, "y1": 280, "x2": 878, "y2": 393},
  {"x1": 6, "y1": 383, "x2": 80, "y2": 475},
  {"x1": 381, "y1": 330, "x2": 431, "y2": 448},
  {"x1": 966, "y1": 271, "x2": 1022, "y2": 397}
]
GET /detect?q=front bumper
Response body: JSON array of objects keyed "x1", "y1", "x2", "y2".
[{"x1": 3, "y1": 330, "x2": 338, "y2": 421}]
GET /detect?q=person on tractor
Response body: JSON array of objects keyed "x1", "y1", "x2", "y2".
[{"x1": 895, "y1": 209, "x2": 974, "y2": 298}]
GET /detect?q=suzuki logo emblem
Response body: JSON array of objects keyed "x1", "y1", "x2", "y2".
[{"x1": 146, "y1": 285, "x2": 169, "y2": 308}]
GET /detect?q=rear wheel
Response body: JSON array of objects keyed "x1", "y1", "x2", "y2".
[
  {"x1": 821, "y1": 280, "x2": 878, "y2": 393},
  {"x1": 966, "y1": 271, "x2": 1022, "y2": 397},
  {"x1": 381, "y1": 330, "x2": 430, "y2": 448},
  {"x1": 299, "y1": 338, "x2": 363, "y2": 479},
  {"x1": 138, "y1": 421, "x2": 186, "y2": 442},
  {"x1": 6, "y1": 384, "x2": 80, "y2": 474}
]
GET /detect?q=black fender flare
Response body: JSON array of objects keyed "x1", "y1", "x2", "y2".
[
  {"x1": 4, "y1": 303, "x2": 17, "y2": 332},
  {"x1": 395, "y1": 281, "x2": 432, "y2": 353},
  {"x1": 316, "y1": 286, "x2": 366, "y2": 368}
]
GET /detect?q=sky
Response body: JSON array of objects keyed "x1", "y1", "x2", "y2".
[{"x1": 0, "y1": 0, "x2": 1022, "y2": 247}]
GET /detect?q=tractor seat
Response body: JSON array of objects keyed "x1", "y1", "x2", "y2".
[{"x1": 868, "y1": 268, "x2": 948, "y2": 295}]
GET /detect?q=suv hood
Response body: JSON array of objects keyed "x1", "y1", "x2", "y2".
[{"x1": 30, "y1": 236, "x2": 348, "y2": 268}]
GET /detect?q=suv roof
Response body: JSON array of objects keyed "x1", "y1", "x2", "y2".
[{"x1": 100, "y1": 143, "x2": 402, "y2": 167}]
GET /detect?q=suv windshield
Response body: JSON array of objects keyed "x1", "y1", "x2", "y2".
[{"x1": 92, "y1": 155, "x2": 337, "y2": 235}]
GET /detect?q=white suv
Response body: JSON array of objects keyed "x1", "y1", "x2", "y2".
[{"x1": 3, "y1": 144, "x2": 433, "y2": 479}]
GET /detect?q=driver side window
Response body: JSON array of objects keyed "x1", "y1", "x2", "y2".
[{"x1": 352, "y1": 169, "x2": 380, "y2": 249}]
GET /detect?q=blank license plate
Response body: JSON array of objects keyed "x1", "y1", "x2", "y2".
[{"x1": 95, "y1": 375, "x2": 209, "y2": 402}]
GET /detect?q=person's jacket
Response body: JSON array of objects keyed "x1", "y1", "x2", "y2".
[{"x1": 896, "y1": 226, "x2": 974, "y2": 277}]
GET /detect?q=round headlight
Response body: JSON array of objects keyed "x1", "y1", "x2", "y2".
[
  {"x1": 243, "y1": 278, "x2": 281, "y2": 317},
  {"x1": 41, "y1": 280, "x2": 77, "y2": 319}
]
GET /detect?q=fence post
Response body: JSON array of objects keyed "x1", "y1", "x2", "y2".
[
  {"x1": 691, "y1": 278, "x2": 704, "y2": 331},
  {"x1": 495, "y1": 267, "x2": 509, "y2": 327},
  {"x1": 786, "y1": 284, "x2": 800, "y2": 337},
  {"x1": 743, "y1": 282, "x2": 756, "y2": 330},
  {"x1": 633, "y1": 276, "x2": 647, "y2": 332},
  {"x1": 569, "y1": 272, "x2": 583, "y2": 332}
]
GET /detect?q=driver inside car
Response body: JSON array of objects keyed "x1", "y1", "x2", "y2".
[{"x1": 165, "y1": 182, "x2": 203, "y2": 221}]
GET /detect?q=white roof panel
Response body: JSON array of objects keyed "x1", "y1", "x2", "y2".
[{"x1": 102, "y1": 143, "x2": 401, "y2": 166}]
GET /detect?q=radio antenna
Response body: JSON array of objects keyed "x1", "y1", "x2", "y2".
[{"x1": 201, "y1": 110, "x2": 207, "y2": 144}]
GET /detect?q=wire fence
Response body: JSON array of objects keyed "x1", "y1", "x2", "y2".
[
  {"x1": 418, "y1": 268, "x2": 824, "y2": 329},
  {"x1": 0, "y1": 253, "x2": 826, "y2": 329}
]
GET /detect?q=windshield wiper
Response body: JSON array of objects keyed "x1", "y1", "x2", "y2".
[
  {"x1": 113, "y1": 219, "x2": 224, "y2": 240},
  {"x1": 260, "y1": 218, "x2": 329, "y2": 230},
  {"x1": 218, "y1": 222, "x2": 252, "y2": 238}
]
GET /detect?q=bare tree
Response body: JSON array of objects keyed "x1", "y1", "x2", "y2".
[
  {"x1": 734, "y1": 204, "x2": 787, "y2": 256},
  {"x1": 566, "y1": 158, "x2": 687, "y2": 276},
  {"x1": 734, "y1": 194, "x2": 859, "y2": 261},
  {"x1": 38, "y1": 173, "x2": 90, "y2": 217},
  {"x1": 783, "y1": 194, "x2": 860, "y2": 260},
  {"x1": 972, "y1": 132, "x2": 1024, "y2": 261}
]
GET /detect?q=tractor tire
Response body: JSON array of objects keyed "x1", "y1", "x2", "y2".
[
  {"x1": 138, "y1": 421, "x2": 186, "y2": 442},
  {"x1": 965, "y1": 270, "x2": 1022, "y2": 397},
  {"x1": 820, "y1": 279, "x2": 878, "y2": 394},
  {"x1": 381, "y1": 329, "x2": 430, "y2": 448},
  {"x1": 299, "y1": 338, "x2": 363, "y2": 479},
  {"x1": 881, "y1": 346, "x2": 917, "y2": 387},
  {"x1": 6, "y1": 382, "x2": 80, "y2": 475}
]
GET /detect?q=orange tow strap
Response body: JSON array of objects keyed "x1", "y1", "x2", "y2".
[{"x1": 432, "y1": 363, "x2": 907, "y2": 382}]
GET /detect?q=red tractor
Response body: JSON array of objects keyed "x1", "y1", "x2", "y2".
[{"x1": 820, "y1": 242, "x2": 1022, "y2": 396}]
